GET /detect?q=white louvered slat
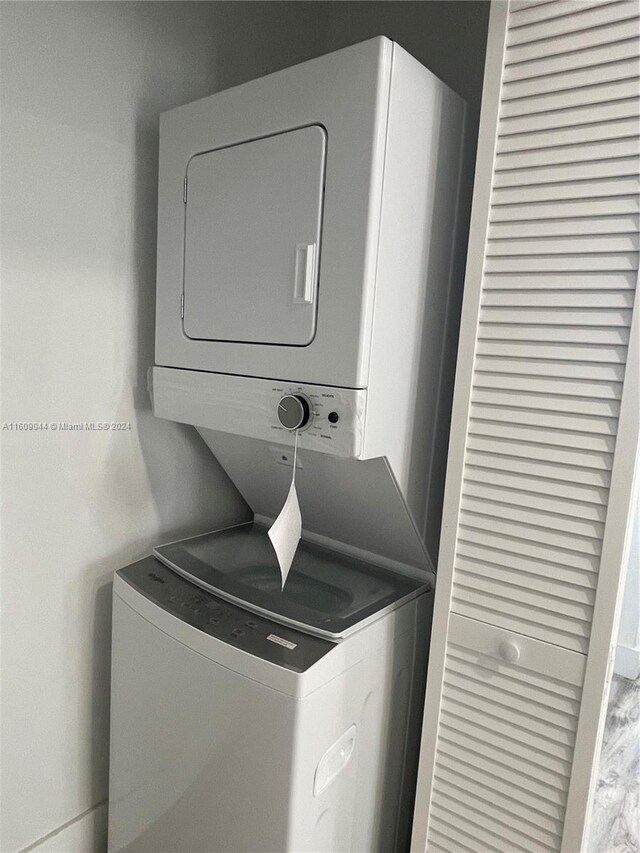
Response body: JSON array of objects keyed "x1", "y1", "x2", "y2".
[
  {"x1": 460, "y1": 493, "x2": 606, "y2": 536},
  {"x1": 434, "y1": 768, "x2": 564, "y2": 838},
  {"x1": 502, "y1": 57, "x2": 640, "y2": 100},
  {"x1": 509, "y1": 0, "x2": 625, "y2": 28},
  {"x1": 460, "y1": 509, "x2": 602, "y2": 555},
  {"x1": 488, "y1": 234, "x2": 638, "y2": 252},
  {"x1": 503, "y1": 33, "x2": 640, "y2": 80},
  {"x1": 454, "y1": 571, "x2": 593, "y2": 624},
  {"x1": 469, "y1": 402, "x2": 618, "y2": 436},
  {"x1": 484, "y1": 252, "x2": 636, "y2": 271},
  {"x1": 455, "y1": 555, "x2": 597, "y2": 604},
  {"x1": 437, "y1": 738, "x2": 570, "y2": 807},
  {"x1": 483, "y1": 270, "x2": 636, "y2": 288},
  {"x1": 492, "y1": 176, "x2": 640, "y2": 205},
  {"x1": 469, "y1": 416, "x2": 617, "y2": 452},
  {"x1": 462, "y1": 477, "x2": 609, "y2": 520},
  {"x1": 481, "y1": 289, "x2": 635, "y2": 307},
  {"x1": 473, "y1": 370, "x2": 622, "y2": 398},
  {"x1": 470, "y1": 385, "x2": 620, "y2": 415},
  {"x1": 507, "y1": 1, "x2": 637, "y2": 44},
  {"x1": 440, "y1": 699, "x2": 576, "y2": 761},
  {"x1": 467, "y1": 434, "x2": 613, "y2": 472},
  {"x1": 458, "y1": 523, "x2": 600, "y2": 573},
  {"x1": 434, "y1": 759, "x2": 566, "y2": 824},
  {"x1": 495, "y1": 138, "x2": 640, "y2": 170},
  {"x1": 505, "y1": 15, "x2": 640, "y2": 65},
  {"x1": 501, "y1": 79, "x2": 640, "y2": 119},
  {"x1": 465, "y1": 454, "x2": 610, "y2": 492},
  {"x1": 497, "y1": 119, "x2": 640, "y2": 158},
  {"x1": 462, "y1": 465, "x2": 609, "y2": 506},
  {"x1": 482, "y1": 306, "x2": 632, "y2": 330},
  {"x1": 478, "y1": 324, "x2": 629, "y2": 343},
  {"x1": 494, "y1": 160, "x2": 639, "y2": 188},
  {"x1": 475, "y1": 339, "x2": 628, "y2": 363},
  {"x1": 490, "y1": 197, "x2": 640, "y2": 220},
  {"x1": 455, "y1": 541, "x2": 599, "y2": 592},
  {"x1": 473, "y1": 355, "x2": 625, "y2": 380},
  {"x1": 500, "y1": 99, "x2": 639, "y2": 135},
  {"x1": 489, "y1": 215, "x2": 639, "y2": 238},
  {"x1": 414, "y1": 4, "x2": 639, "y2": 851},
  {"x1": 432, "y1": 785, "x2": 561, "y2": 850},
  {"x1": 430, "y1": 802, "x2": 531, "y2": 853},
  {"x1": 460, "y1": 520, "x2": 600, "y2": 564},
  {"x1": 441, "y1": 687, "x2": 579, "y2": 750}
]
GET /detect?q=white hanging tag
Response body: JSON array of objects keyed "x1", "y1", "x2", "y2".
[{"x1": 268, "y1": 430, "x2": 302, "y2": 589}]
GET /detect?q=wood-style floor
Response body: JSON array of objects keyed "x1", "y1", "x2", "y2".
[{"x1": 589, "y1": 674, "x2": 640, "y2": 852}]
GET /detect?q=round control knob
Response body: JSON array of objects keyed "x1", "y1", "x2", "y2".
[{"x1": 277, "y1": 395, "x2": 310, "y2": 431}]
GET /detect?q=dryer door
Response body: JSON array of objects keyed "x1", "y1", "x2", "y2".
[{"x1": 183, "y1": 126, "x2": 326, "y2": 347}]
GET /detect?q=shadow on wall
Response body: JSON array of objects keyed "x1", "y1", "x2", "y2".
[
  {"x1": 411, "y1": 88, "x2": 476, "y2": 561},
  {"x1": 90, "y1": 578, "x2": 113, "y2": 819},
  {"x1": 131, "y1": 106, "x2": 250, "y2": 541},
  {"x1": 317, "y1": 1, "x2": 490, "y2": 113}
]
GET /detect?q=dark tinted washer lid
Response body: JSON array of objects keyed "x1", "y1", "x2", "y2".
[{"x1": 154, "y1": 522, "x2": 425, "y2": 637}]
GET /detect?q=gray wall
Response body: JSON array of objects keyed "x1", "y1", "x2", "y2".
[
  {"x1": 0, "y1": 3, "x2": 490, "y2": 849},
  {"x1": 0, "y1": 3, "x2": 332, "y2": 849},
  {"x1": 321, "y1": 1, "x2": 489, "y2": 111}
]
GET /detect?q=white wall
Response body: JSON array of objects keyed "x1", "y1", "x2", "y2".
[{"x1": 0, "y1": 3, "x2": 333, "y2": 850}]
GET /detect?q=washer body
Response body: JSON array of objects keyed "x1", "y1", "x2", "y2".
[{"x1": 108, "y1": 543, "x2": 431, "y2": 853}]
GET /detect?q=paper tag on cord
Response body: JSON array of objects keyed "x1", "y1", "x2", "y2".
[{"x1": 268, "y1": 430, "x2": 302, "y2": 589}]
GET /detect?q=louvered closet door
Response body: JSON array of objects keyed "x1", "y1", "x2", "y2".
[{"x1": 412, "y1": 2, "x2": 639, "y2": 852}]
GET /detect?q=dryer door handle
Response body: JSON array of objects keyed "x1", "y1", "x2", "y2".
[{"x1": 293, "y1": 243, "x2": 317, "y2": 304}]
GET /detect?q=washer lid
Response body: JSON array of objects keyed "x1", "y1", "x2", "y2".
[{"x1": 154, "y1": 522, "x2": 426, "y2": 638}]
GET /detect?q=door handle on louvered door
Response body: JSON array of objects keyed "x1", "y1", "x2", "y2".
[
  {"x1": 498, "y1": 639, "x2": 521, "y2": 664},
  {"x1": 293, "y1": 243, "x2": 317, "y2": 304}
]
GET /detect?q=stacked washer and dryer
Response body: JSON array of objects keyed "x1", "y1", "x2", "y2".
[{"x1": 108, "y1": 37, "x2": 470, "y2": 853}]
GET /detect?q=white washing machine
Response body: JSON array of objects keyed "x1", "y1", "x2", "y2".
[{"x1": 108, "y1": 522, "x2": 431, "y2": 853}]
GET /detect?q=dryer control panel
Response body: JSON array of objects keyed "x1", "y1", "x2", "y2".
[{"x1": 151, "y1": 366, "x2": 366, "y2": 458}]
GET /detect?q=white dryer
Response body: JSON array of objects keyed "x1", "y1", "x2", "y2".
[{"x1": 108, "y1": 523, "x2": 431, "y2": 853}]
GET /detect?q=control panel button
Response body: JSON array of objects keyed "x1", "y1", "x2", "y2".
[
  {"x1": 328, "y1": 411, "x2": 339, "y2": 424},
  {"x1": 231, "y1": 628, "x2": 245, "y2": 638}
]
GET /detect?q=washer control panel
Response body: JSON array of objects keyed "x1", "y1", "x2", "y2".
[
  {"x1": 152, "y1": 367, "x2": 367, "y2": 458},
  {"x1": 117, "y1": 556, "x2": 335, "y2": 672}
]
